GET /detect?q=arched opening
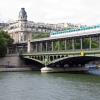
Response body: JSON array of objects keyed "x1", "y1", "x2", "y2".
[{"x1": 50, "y1": 56, "x2": 53, "y2": 61}]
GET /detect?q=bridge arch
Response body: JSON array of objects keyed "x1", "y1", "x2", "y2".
[{"x1": 22, "y1": 57, "x2": 44, "y2": 68}]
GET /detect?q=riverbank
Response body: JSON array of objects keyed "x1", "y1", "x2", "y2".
[{"x1": 0, "y1": 67, "x2": 33, "y2": 72}]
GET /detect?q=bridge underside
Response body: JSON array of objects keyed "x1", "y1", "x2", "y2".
[
  {"x1": 22, "y1": 57, "x2": 44, "y2": 70},
  {"x1": 48, "y1": 56, "x2": 100, "y2": 68},
  {"x1": 48, "y1": 56, "x2": 100, "y2": 67},
  {"x1": 22, "y1": 55, "x2": 100, "y2": 68}
]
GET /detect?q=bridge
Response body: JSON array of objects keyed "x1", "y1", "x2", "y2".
[{"x1": 8, "y1": 24, "x2": 100, "y2": 72}]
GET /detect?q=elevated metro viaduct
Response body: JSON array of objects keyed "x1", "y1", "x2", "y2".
[{"x1": 8, "y1": 25, "x2": 100, "y2": 72}]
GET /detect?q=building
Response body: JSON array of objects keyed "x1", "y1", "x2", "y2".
[
  {"x1": 5, "y1": 8, "x2": 67, "y2": 43},
  {"x1": 3, "y1": 8, "x2": 84, "y2": 43},
  {"x1": 6, "y1": 8, "x2": 32, "y2": 43},
  {"x1": 0, "y1": 22, "x2": 8, "y2": 30}
]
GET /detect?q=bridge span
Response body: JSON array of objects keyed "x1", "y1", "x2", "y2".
[{"x1": 21, "y1": 50, "x2": 100, "y2": 72}]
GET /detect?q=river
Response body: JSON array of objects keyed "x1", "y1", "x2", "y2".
[{"x1": 0, "y1": 72, "x2": 100, "y2": 100}]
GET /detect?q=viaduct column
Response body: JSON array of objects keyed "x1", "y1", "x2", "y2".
[
  {"x1": 72, "y1": 39, "x2": 75, "y2": 51},
  {"x1": 52, "y1": 41, "x2": 54, "y2": 52},
  {"x1": 27, "y1": 39, "x2": 32, "y2": 53},
  {"x1": 46, "y1": 41, "x2": 48, "y2": 52},
  {"x1": 64, "y1": 39, "x2": 66, "y2": 51},
  {"x1": 89, "y1": 37, "x2": 92, "y2": 50},
  {"x1": 99, "y1": 36, "x2": 100, "y2": 48},
  {"x1": 80, "y1": 37, "x2": 83, "y2": 50}
]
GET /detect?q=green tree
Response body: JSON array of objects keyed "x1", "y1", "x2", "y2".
[
  {"x1": 0, "y1": 31, "x2": 13, "y2": 57},
  {"x1": 54, "y1": 41, "x2": 59, "y2": 51},
  {"x1": 32, "y1": 32, "x2": 49, "y2": 39},
  {"x1": 59, "y1": 40, "x2": 65, "y2": 50}
]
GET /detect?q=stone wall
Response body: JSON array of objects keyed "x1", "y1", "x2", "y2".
[{"x1": 0, "y1": 54, "x2": 26, "y2": 67}]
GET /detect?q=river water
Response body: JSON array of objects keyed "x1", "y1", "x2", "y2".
[{"x1": 0, "y1": 72, "x2": 100, "y2": 100}]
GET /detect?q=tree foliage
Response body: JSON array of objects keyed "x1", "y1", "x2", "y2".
[
  {"x1": 32, "y1": 32, "x2": 49, "y2": 39},
  {"x1": 0, "y1": 31, "x2": 13, "y2": 57}
]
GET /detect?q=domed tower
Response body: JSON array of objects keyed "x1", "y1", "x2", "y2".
[
  {"x1": 18, "y1": 8, "x2": 27, "y2": 21},
  {"x1": 17, "y1": 8, "x2": 32, "y2": 42}
]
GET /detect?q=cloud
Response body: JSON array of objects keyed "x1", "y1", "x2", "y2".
[{"x1": 0, "y1": 0, "x2": 100, "y2": 25}]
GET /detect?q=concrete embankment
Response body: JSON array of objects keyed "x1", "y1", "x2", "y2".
[
  {"x1": 0, "y1": 54, "x2": 40, "y2": 72},
  {"x1": 0, "y1": 67, "x2": 32, "y2": 72}
]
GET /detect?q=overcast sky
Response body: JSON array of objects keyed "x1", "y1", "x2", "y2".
[{"x1": 0, "y1": 0, "x2": 100, "y2": 25}]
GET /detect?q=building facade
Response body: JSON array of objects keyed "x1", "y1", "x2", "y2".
[{"x1": 6, "y1": 8, "x2": 32, "y2": 43}]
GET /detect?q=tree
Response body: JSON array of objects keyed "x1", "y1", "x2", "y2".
[
  {"x1": 32, "y1": 32, "x2": 49, "y2": 39},
  {"x1": 0, "y1": 31, "x2": 13, "y2": 57}
]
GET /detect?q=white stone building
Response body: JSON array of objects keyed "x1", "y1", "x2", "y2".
[{"x1": 6, "y1": 8, "x2": 33, "y2": 43}]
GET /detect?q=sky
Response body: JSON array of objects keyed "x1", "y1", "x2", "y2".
[{"x1": 0, "y1": 0, "x2": 100, "y2": 25}]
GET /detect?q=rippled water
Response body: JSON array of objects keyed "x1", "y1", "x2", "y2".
[{"x1": 0, "y1": 72, "x2": 100, "y2": 100}]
